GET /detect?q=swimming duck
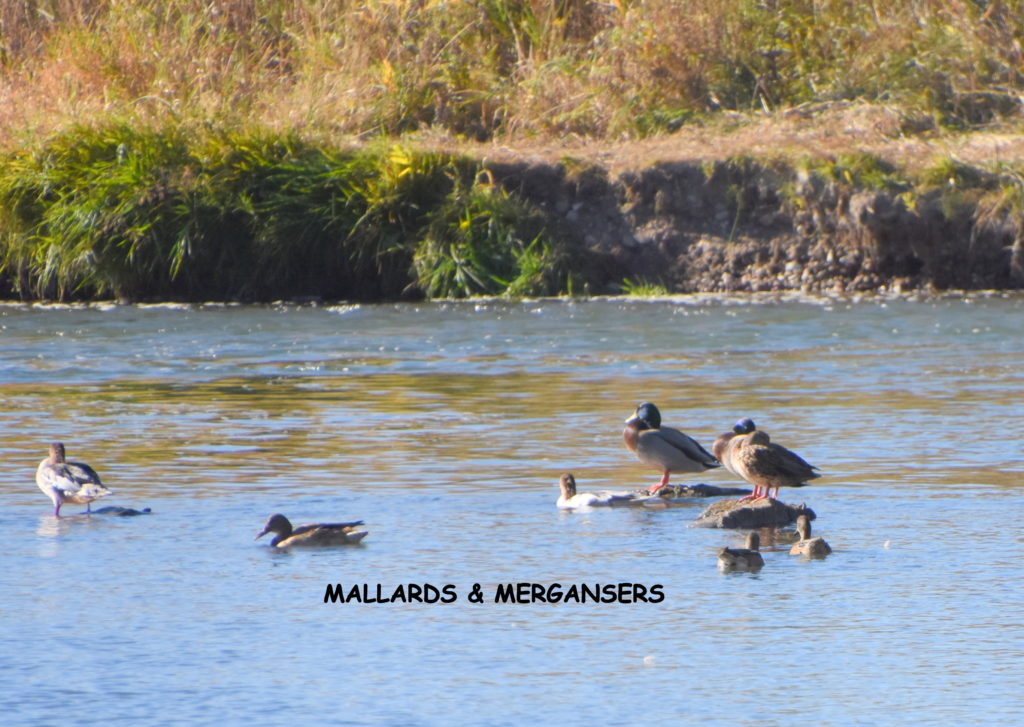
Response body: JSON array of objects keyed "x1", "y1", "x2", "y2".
[
  {"x1": 717, "y1": 531, "x2": 765, "y2": 572},
  {"x1": 556, "y1": 472, "x2": 658, "y2": 509},
  {"x1": 623, "y1": 402, "x2": 719, "y2": 494},
  {"x1": 789, "y1": 514, "x2": 832, "y2": 557},
  {"x1": 255, "y1": 513, "x2": 368, "y2": 548},
  {"x1": 36, "y1": 442, "x2": 112, "y2": 517},
  {"x1": 714, "y1": 418, "x2": 819, "y2": 501}
]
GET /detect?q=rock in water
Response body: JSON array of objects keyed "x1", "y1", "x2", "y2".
[
  {"x1": 653, "y1": 483, "x2": 751, "y2": 499},
  {"x1": 694, "y1": 498, "x2": 815, "y2": 529},
  {"x1": 91, "y1": 506, "x2": 152, "y2": 516}
]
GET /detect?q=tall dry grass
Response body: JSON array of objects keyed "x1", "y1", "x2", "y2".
[{"x1": 2, "y1": 0, "x2": 1023, "y2": 147}]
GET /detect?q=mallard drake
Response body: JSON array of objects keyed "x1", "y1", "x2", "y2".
[
  {"x1": 713, "y1": 418, "x2": 819, "y2": 501},
  {"x1": 255, "y1": 513, "x2": 368, "y2": 548},
  {"x1": 36, "y1": 442, "x2": 112, "y2": 517},
  {"x1": 623, "y1": 402, "x2": 719, "y2": 494},
  {"x1": 556, "y1": 472, "x2": 658, "y2": 509},
  {"x1": 789, "y1": 514, "x2": 832, "y2": 557},
  {"x1": 717, "y1": 531, "x2": 765, "y2": 572}
]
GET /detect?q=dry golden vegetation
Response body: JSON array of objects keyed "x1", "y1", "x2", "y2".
[{"x1": 3, "y1": 0, "x2": 1024, "y2": 147}]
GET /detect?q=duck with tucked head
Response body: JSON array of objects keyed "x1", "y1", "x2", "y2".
[
  {"x1": 556, "y1": 472, "x2": 658, "y2": 509},
  {"x1": 623, "y1": 402, "x2": 719, "y2": 494},
  {"x1": 255, "y1": 513, "x2": 368, "y2": 548},
  {"x1": 713, "y1": 418, "x2": 770, "y2": 499},
  {"x1": 36, "y1": 442, "x2": 112, "y2": 518},
  {"x1": 717, "y1": 531, "x2": 765, "y2": 572},
  {"x1": 789, "y1": 514, "x2": 832, "y2": 557},
  {"x1": 713, "y1": 418, "x2": 819, "y2": 501}
]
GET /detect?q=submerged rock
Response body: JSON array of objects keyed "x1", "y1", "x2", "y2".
[
  {"x1": 652, "y1": 483, "x2": 752, "y2": 501},
  {"x1": 693, "y1": 497, "x2": 814, "y2": 529},
  {"x1": 91, "y1": 506, "x2": 152, "y2": 516}
]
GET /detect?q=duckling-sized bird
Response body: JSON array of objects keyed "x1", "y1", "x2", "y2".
[
  {"x1": 255, "y1": 513, "x2": 368, "y2": 548},
  {"x1": 717, "y1": 531, "x2": 765, "y2": 572},
  {"x1": 623, "y1": 402, "x2": 719, "y2": 494},
  {"x1": 556, "y1": 472, "x2": 659, "y2": 509},
  {"x1": 714, "y1": 418, "x2": 819, "y2": 501},
  {"x1": 36, "y1": 442, "x2": 112, "y2": 517},
  {"x1": 789, "y1": 514, "x2": 832, "y2": 557}
]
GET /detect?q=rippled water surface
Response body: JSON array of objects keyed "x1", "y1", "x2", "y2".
[{"x1": 1, "y1": 294, "x2": 1022, "y2": 725}]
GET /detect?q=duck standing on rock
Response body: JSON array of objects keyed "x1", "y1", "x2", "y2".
[
  {"x1": 712, "y1": 418, "x2": 820, "y2": 501},
  {"x1": 789, "y1": 514, "x2": 832, "y2": 557},
  {"x1": 717, "y1": 532, "x2": 765, "y2": 572},
  {"x1": 36, "y1": 442, "x2": 112, "y2": 517},
  {"x1": 255, "y1": 513, "x2": 368, "y2": 548},
  {"x1": 623, "y1": 402, "x2": 720, "y2": 494}
]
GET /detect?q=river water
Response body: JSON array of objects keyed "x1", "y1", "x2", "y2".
[{"x1": 0, "y1": 293, "x2": 1021, "y2": 725}]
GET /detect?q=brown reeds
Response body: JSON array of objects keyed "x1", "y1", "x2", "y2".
[{"x1": 1, "y1": 1, "x2": 1023, "y2": 147}]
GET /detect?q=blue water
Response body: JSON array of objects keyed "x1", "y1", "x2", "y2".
[{"x1": 0, "y1": 293, "x2": 1022, "y2": 725}]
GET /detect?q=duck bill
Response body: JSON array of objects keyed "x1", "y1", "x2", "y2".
[
  {"x1": 624, "y1": 414, "x2": 641, "y2": 425},
  {"x1": 254, "y1": 528, "x2": 269, "y2": 540}
]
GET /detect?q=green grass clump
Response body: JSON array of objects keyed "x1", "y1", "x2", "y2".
[
  {"x1": 0, "y1": 123, "x2": 574, "y2": 301},
  {"x1": 618, "y1": 277, "x2": 670, "y2": 297},
  {"x1": 414, "y1": 174, "x2": 565, "y2": 298},
  {"x1": 0, "y1": 125, "x2": 407, "y2": 300},
  {"x1": 805, "y1": 153, "x2": 908, "y2": 191}
]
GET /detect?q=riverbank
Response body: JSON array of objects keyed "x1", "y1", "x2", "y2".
[
  {"x1": 463, "y1": 103, "x2": 1024, "y2": 296},
  {"x1": 1, "y1": 106, "x2": 1022, "y2": 302},
  {"x1": 2, "y1": 3, "x2": 1023, "y2": 301}
]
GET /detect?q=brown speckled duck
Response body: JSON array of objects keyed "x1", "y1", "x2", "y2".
[
  {"x1": 789, "y1": 514, "x2": 832, "y2": 557},
  {"x1": 36, "y1": 442, "x2": 112, "y2": 517},
  {"x1": 717, "y1": 531, "x2": 765, "y2": 572},
  {"x1": 623, "y1": 402, "x2": 719, "y2": 494},
  {"x1": 255, "y1": 513, "x2": 368, "y2": 548},
  {"x1": 713, "y1": 418, "x2": 820, "y2": 501}
]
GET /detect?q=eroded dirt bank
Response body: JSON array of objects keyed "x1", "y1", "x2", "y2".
[{"x1": 483, "y1": 155, "x2": 1024, "y2": 295}]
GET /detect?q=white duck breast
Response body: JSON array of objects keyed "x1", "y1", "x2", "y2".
[{"x1": 556, "y1": 473, "x2": 659, "y2": 509}]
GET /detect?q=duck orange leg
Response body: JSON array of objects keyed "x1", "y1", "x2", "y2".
[
  {"x1": 738, "y1": 485, "x2": 762, "y2": 502},
  {"x1": 648, "y1": 472, "x2": 671, "y2": 494}
]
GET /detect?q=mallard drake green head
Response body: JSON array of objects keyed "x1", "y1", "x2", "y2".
[
  {"x1": 256, "y1": 513, "x2": 368, "y2": 548},
  {"x1": 717, "y1": 531, "x2": 765, "y2": 572},
  {"x1": 623, "y1": 402, "x2": 719, "y2": 494},
  {"x1": 789, "y1": 514, "x2": 832, "y2": 557},
  {"x1": 733, "y1": 417, "x2": 757, "y2": 434},
  {"x1": 36, "y1": 442, "x2": 112, "y2": 518}
]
